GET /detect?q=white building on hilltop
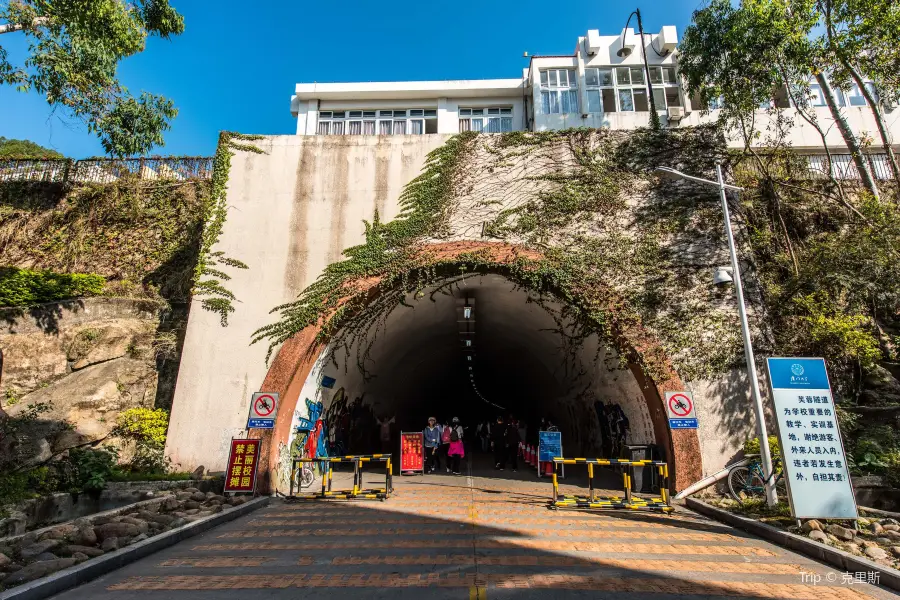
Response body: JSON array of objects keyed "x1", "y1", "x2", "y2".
[{"x1": 291, "y1": 26, "x2": 900, "y2": 164}]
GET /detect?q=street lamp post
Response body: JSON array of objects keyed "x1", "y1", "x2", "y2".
[
  {"x1": 656, "y1": 164, "x2": 778, "y2": 507},
  {"x1": 617, "y1": 8, "x2": 660, "y2": 130}
]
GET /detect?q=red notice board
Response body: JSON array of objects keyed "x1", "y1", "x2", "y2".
[
  {"x1": 400, "y1": 432, "x2": 424, "y2": 473},
  {"x1": 224, "y1": 438, "x2": 261, "y2": 493}
]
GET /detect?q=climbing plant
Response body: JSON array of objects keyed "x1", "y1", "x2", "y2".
[{"x1": 192, "y1": 132, "x2": 264, "y2": 325}]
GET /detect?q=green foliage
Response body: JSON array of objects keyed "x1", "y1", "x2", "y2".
[
  {"x1": 795, "y1": 294, "x2": 881, "y2": 373},
  {"x1": 108, "y1": 470, "x2": 191, "y2": 482},
  {"x1": 66, "y1": 447, "x2": 119, "y2": 492},
  {"x1": 0, "y1": 267, "x2": 103, "y2": 307},
  {"x1": 0, "y1": 136, "x2": 63, "y2": 158},
  {"x1": 192, "y1": 133, "x2": 259, "y2": 326},
  {"x1": 112, "y1": 407, "x2": 169, "y2": 472},
  {"x1": 0, "y1": 0, "x2": 185, "y2": 156},
  {"x1": 743, "y1": 435, "x2": 782, "y2": 459}
]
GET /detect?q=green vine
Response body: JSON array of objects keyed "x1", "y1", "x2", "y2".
[{"x1": 193, "y1": 132, "x2": 264, "y2": 326}]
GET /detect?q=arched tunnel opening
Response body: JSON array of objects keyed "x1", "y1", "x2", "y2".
[{"x1": 286, "y1": 272, "x2": 673, "y2": 485}]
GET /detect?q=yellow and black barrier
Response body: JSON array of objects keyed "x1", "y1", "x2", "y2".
[
  {"x1": 290, "y1": 454, "x2": 393, "y2": 501},
  {"x1": 549, "y1": 457, "x2": 672, "y2": 514}
]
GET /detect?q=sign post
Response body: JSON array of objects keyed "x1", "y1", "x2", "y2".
[
  {"x1": 538, "y1": 431, "x2": 563, "y2": 479},
  {"x1": 766, "y1": 358, "x2": 857, "y2": 520},
  {"x1": 224, "y1": 438, "x2": 261, "y2": 494},
  {"x1": 400, "y1": 432, "x2": 424, "y2": 475},
  {"x1": 247, "y1": 392, "x2": 279, "y2": 429},
  {"x1": 665, "y1": 391, "x2": 698, "y2": 429}
]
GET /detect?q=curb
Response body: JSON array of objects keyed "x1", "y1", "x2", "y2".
[
  {"x1": 1, "y1": 496, "x2": 269, "y2": 600},
  {"x1": 685, "y1": 498, "x2": 900, "y2": 593}
]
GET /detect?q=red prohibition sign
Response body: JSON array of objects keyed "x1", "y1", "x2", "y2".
[
  {"x1": 668, "y1": 393, "x2": 692, "y2": 417},
  {"x1": 254, "y1": 394, "x2": 276, "y2": 417}
]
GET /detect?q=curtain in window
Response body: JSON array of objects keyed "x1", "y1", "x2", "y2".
[
  {"x1": 560, "y1": 90, "x2": 571, "y2": 114},
  {"x1": 486, "y1": 118, "x2": 501, "y2": 133},
  {"x1": 348, "y1": 121, "x2": 362, "y2": 135},
  {"x1": 331, "y1": 121, "x2": 344, "y2": 135},
  {"x1": 565, "y1": 90, "x2": 578, "y2": 113},
  {"x1": 410, "y1": 120, "x2": 424, "y2": 135},
  {"x1": 653, "y1": 88, "x2": 666, "y2": 109},
  {"x1": 459, "y1": 119, "x2": 471, "y2": 132},
  {"x1": 500, "y1": 117, "x2": 512, "y2": 132},
  {"x1": 317, "y1": 122, "x2": 330, "y2": 135},
  {"x1": 393, "y1": 120, "x2": 406, "y2": 134},
  {"x1": 380, "y1": 121, "x2": 392, "y2": 135},
  {"x1": 471, "y1": 118, "x2": 484, "y2": 132},
  {"x1": 549, "y1": 92, "x2": 560, "y2": 114},
  {"x1": 363, "y1": 121, "x2": 376, "y2": 135},
  {"x1": 587, "y1": 90, "x2": 601, "y2": 113},
  {"x1": 541, "y1": 91, "x2": 551, "y2": 115}
]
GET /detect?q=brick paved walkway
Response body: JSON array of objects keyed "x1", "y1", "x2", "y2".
[{"x1": 52, "y1": 462, "x2": 896, "y2": 599}]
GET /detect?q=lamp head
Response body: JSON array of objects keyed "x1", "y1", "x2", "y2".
[
  {"x1": 713, "y1": 267, "x2": 734, "y2": 286},
  {"x1": 655, "y1": 166, "x2": 682, "y2": 180},
  {"x1": 616, "y1": 47, "x2": 633, "y2": 58}
]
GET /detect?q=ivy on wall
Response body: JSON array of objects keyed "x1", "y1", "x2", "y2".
[{"x1": 192, "y1": 132, "x2": 264, "y2": 326}]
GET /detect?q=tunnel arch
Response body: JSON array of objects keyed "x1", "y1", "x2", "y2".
[{"x1": 252, "y1": 242, "x2": 702, "y2": 492}]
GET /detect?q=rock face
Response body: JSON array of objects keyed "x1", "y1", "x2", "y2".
[{"x1": 0, "y1": 299, "x2": 182, "y2": 467}]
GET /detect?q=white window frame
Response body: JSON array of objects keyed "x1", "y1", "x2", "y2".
[
  {"x1": 459, "y1": 107, "x2": 513, "y2": 133},
  {"x1": 584, "y1": 66, "x2": 679, "y2": 113},
  {"x1": 318, "y1": 108, "x2": 435, "y2": 135},
  {"x1": 540, "y1": 69, "x2": 579, "y2": 115}
]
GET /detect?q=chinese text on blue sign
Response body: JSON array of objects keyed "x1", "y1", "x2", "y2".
[{"x1": 767, "y1": 358, "x2": 856, "y2": 519}]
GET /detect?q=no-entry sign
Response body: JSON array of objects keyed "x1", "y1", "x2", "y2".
[
  {"x1": 247, "y1": 392, "x2": 279, "y2": 429},
  {"x1": 665, "y1": 391, "x2": 698, "y2": 429}
]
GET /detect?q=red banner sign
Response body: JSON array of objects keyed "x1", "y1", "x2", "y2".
[
  {"x1": 224, "y1": 438, "x2": 261, "y2": 493},
  {"x1": 400, "y1": 432, "x2": 424, "y2": 473}
]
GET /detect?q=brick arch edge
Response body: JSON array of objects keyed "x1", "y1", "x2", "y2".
[{"x1": 250, "y1": 241, "x2": 703, "y2": 493}]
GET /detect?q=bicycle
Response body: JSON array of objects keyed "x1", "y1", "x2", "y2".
[{"x1": 727, "y1": 454, "x2": 787, "y2": 502}]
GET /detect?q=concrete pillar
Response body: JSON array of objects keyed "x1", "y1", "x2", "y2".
[{"x1": 437, "y1": 98, "x2": 455, "y2": 134}]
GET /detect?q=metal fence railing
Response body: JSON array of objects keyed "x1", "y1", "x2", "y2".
[
  {"x1": 0, "y1": 156, "x2": 214, "y2": 184},
  {"x1": 734, "y1": 152, "x2": 896, "y2": 182}
]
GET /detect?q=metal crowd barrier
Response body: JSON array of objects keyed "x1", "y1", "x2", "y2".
[
  {"x1": 290, "y1": 454, "x2": 393, "y2": 500},
  {"x1": 549, "y1": 457, "x2": 672, "y2": 514}
]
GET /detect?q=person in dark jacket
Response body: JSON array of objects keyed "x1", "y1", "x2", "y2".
[
  {"x1": 491, "y1": 415, "x2": 506, "y2": 470},
  {"x1": 505, "y1": 417, "x2": 520, "y2": 472}
]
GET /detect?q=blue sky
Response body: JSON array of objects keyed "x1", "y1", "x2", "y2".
[{"x1": 0, "y1": 0, "x2": 701, "y2": 158}]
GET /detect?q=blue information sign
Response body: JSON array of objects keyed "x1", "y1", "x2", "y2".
[
  {"x1": 248, "y1": 418, "x2": 275, "y2": 429},
  {"x1": 321, "y1": 376, "x2": 336, "y2": 389},
  {"x1": 538, "y1": 431, "x2": 562, "y2": 462},
  {"x1": 668, "y1": 418, "x2": 698, "y2": 429}
]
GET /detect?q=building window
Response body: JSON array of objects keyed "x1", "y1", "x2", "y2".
[
  {"x1": 318, "y1": 108, "x2": 435, "y2": 135},
  {"x1": 583, "y1": 66, "x2": 679, "y2": 113},
  {"x1": 540, "y1": 69, "x2": 578, "y2": 115},
  {"x1": 459, "y1": 107, "x2": 513, "y2": 133}
]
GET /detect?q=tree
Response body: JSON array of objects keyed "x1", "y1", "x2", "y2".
[
  {"x1": 0, "y1": 0, "x2": 184, "y2": 157},
  {"x1": 679, "y1": 0, "x2": 882, "y2": 200},
  {"x1": 0, "y1": 136, "x2": 63, "y2": 158},
  {"x1": 821, "y1": 0, "x2": 900, "y2": 189}
]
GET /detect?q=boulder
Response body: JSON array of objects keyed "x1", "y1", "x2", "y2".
[
  {"x1": 72, "y1": 552, "x2": 89, "y2": 563},
  {"x1": 91, "y1": 516, "x2": 115, "y2": 526},
  {"x1": 207, "y1": 495, "x2": 227, "y2": 504},
  {"x1": 0, "y1": 511, "x2": 27, "y2": 537},
  {"x1": 885, "y1": 530, "x2": 900, "y2": 541},
  {"x1": 94, "y1": 522, "x2": 139, "y2": 541},
  {"x1": 809, "y1": 530, "x2": 829, "y2": 544},
  {"x1": 20, "y1": 539, "x2": 61, "y2": 560},
  {"x1": 190, "y1": 492, "x2": 206, "y2": 502},
  {"x1": 844, "y1": 543, "x2": 860, "y2": 554},
  {"x1": 39, "y1": 525, "x2": 74, "y2": 541},
  {"x1": 892, "y1": 546, "x2": 900, "y2": 558},
  {"x1": 871, "y1": 522, "x2": 884, "y2": 535},
  {"x1": 206, "y1": 504, "x2": 223, "y2": 514},
  {"x1": 4, "y1": 558, "x2": 77, "y2": 585},
  {"x1": 119, "y1": 517, "x2": 149, "y2": 534},
  {"x1": 70, "y1": 322, "x2": 151, "y2": 370},
  {"x1": 162, "y1": 496, "x2": 179, "y2": 511},
  {"x1": 801, "y1": 520, "x2": 823, "y2": 533},
  {"x1": 131, "y1": 533, "x2": 148, "y2": 544},
  {"x1": 170, "y1": 518, "x2": 187, "y2": 528},
  {"x1": 175, "y1": 492, "x2": 192, "y2": 501},
  {"x1": 33, "y1": 552, "x2": 60, "y2": 562},
  {"x1": 59, "y1": 545, "x2": 104, "y2": 558},
  {"x1": 882, "y1": 523, "x2": 900, "y2": 532},
  {"x1": 191, "y1": 466, "x2": 205, "y2": 480},
  {"x1": 183, "y1": 487, "x2": 201, "y2": 494},
  {"x1": 825, "y1": 524, "x2": 855, "y2": 541},
  {"x1": 100, "y1": 537, "x2": 119, "y2": 552},
  {"x1": 0, "y1": 553, "x2": 10, "y2": 568},
  {"x1": 183, "y1": 501, "x2": 201, "y2": 510},
  {"x1": 72, "y1": 526, "x2": 97, "y2": 546},
  {"x1": 228, "y1": 496, "x2": 247, "y2": 506},
  {"x1": 865, "y1": 546, "x2": 889, "y2": 560},
  {"x1": 184, "y1": 509, "x2": 200, "y2": 515},
  {"x1": 880, "y1": 518, "x2": 899, "y2": 526}
]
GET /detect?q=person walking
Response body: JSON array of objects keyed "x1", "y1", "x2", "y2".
[
  {"x1": 440, "y1": 419, "x2": 452, "y2": 473},
  {"x1": 491, "y1": 415, "x2": 506, "y2": 470},
  {"x1": 505, "y1": 417, "x2": 519, "y2": 472},
  {"x1": 448, "y1": 426, "x2": 465, "y2": 475},
  {"x1": 377, "y1": 415, "x2": 395, "y2": 456},
  {"x1": 424, "y1": 417, "x2": 442, "y2": 473}
]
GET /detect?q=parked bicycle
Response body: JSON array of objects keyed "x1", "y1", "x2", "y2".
[{"x1": 727, "y1": 454, "x2": 787, "y2": 502}]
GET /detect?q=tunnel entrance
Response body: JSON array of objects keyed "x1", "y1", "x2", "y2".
[{"x1": 257, "y1": 243, "x2": 702, "y2": 492}]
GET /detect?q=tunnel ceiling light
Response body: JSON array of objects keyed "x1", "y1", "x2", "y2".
[
  {"x1": 465, "y1": 340, "x2": 472, "y2": 347},
  {"x1": 463, "y1": 307, "x2": 472, "y2": 319}
]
